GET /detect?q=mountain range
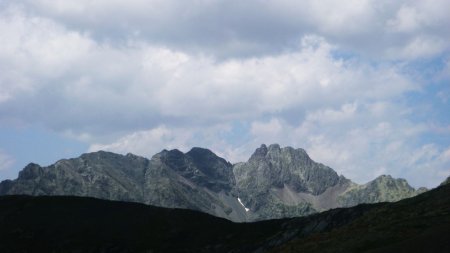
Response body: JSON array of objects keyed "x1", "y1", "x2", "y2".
[
  {"x1": 0, "y1": 176, "x2": 448, "y2": 252},
  {"x1": 0, "y1": 144, "x2": 427, "y2": 221}
]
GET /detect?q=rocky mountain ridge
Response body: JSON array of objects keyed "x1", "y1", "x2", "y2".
[{"x1": 0, "y1": 144, "x2": 426, "y2": 222}]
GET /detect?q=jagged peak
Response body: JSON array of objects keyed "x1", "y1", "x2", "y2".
[
  {"x1": 249, "y1": 144, "x2": 269, "y2": 160},
  {"x1": 154, "y1": 147, "x2": 219, "y2": 157},
  {"x1": 18, "y1": 163, "x2": 43, "y2": 180},
  {"x1": 187, "y1": 147, "x2": 231, "y2": 165},
  {"x1": 153, "y1": 149, "x2": 186, "y2": 165},
  {"x1": 249, "y1": 143, "x2": 311, "y2": 162}
]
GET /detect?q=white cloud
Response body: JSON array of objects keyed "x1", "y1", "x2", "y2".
[
  {"x1": 304, "y1": 0, "x2": 377, "y2": 35},
  {"x1": 0, "y1": 6, "x2": 96, "y2": 114},
  {"x1": 387, "y1": 36, "x2": 447, "y2": 60},
  {"x1": 305, "y1": 103, "x2": 358, "y2": 124},
  {"x1": 250, "y1": 119, "x2": 283, "y2": 143},
  {"x1": 0, "y1": 1, "x2": 449, "y2": 188},
  {"x1": 0, "y1": 7, "x2": 418, "y2": 137},
  {"x1": 387, "y1": 5, "x2": 422, "y2": 33},
  {"x1": 88, "y1": 126, "x2": 194, "y2": 157},
  {"x1": 3, "y1": 0, "x2": 446, "y2": 60}
]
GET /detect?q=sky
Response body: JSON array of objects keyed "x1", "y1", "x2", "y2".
[{"x1": 0, "y1": 0, "x2": 449, "y2": 188}]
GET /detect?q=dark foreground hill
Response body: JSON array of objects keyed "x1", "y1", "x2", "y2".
[{"x1": 0, "y1": 181, "x2": 449, "y2": 253}]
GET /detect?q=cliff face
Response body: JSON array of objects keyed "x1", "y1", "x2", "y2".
[
  {"x1": 0, "y1": 144, "x2": 426, "y2": 222},
  {"x1": 142, "y1": 148, "x2": 247, "y2": 222},
  {"x1": 233, "y1": 144, "x2": 343, "y2": 220}
]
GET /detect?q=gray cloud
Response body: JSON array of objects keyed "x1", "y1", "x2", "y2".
[
  {"x1": 0, "y1": 12, "x2": 417, "y2": 138},
  {"x1": 5, "y1": 0, "x2": 448, "y2": 59}
]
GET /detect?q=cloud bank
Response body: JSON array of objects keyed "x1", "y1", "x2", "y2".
[{"x1": 1, "y1": 0, "x2": 449, "y2": 187}]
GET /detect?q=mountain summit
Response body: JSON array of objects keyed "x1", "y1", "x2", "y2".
[{"x1": 0, "y1": 144, "x2": 426, "y2": 221}]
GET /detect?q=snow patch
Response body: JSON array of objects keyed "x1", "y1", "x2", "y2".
[{"x1": 237, "y1": 197, "x2": 250, "y2": 212}]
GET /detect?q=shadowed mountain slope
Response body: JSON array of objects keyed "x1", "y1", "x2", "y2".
[
  {"x1": 0, "y1": 180, "x2": 448, "y2": 252},
  {"x1": 270, "y1": 179, "x2": 450, "y2": 253}
]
